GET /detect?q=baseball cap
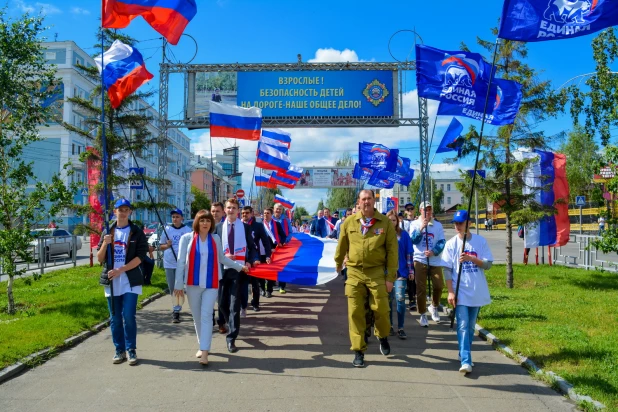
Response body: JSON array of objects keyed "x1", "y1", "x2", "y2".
[
  {"x1": 404, "y1": 203, "x2": 414, "y2": 209},
  {"x1": 419, "y1": 201, "x2": 432, "y2": 209},
  {"x1": 452, "y1": 210, "x2": 469, "y2": 223},
  {"x1": 114, "y1": 198, "x2": 132, "y2": 209},
  {"x1": 170, "y1": 208, "x2": 183, "y2": 216}
]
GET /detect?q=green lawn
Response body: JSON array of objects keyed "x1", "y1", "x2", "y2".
[
  {"x1": 480, "y1": 264, "x2": 618, "y2": 410},
  {"x1": 0, "y1": 265, "x2": 167, "y2": 369}
]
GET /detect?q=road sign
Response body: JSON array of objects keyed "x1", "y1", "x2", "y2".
[
  {"x1": 238, "y1": 198, "x2": 245, "y2": 207},
  {"x1": 236, "y1": 189, "x2": 245, "y2": 199},
  {"x1": 80, "y1": 188, "x2": 88, "y2": 196},
  {"x1": 575, "y1": 196, "x2": 586, "y2": 207},
  {"x1": 129, "y1": 167, "x2": 144, "y2": 190},
  {"x1": 386, "y1": 198, "x2": 395, "y2": 212}
]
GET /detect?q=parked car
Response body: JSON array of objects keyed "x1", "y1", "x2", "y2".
[
  {"x1": 143, "y1": 222, "x2": 159, "y2": 238},
  {"x1": 30, "y1": 229, "x2": 82, "y2": 261}
]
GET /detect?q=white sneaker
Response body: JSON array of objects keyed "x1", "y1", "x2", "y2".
[
  {"x1": 240, "y1": 308, "x2": 247, "y2": 318},
  {"x1": 459, "y1": 363, "x2": 472, "y2": 374},
  {"x1": 419, "y1": 314, "x2": 429, "y2": 327},
  {"x1": 430, "y1": 305, "x2": 440, "y2": 322}
]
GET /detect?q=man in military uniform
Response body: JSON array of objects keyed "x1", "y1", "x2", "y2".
[{"x1": 335, "y1": 189, "x2": 399, "y2": 367}]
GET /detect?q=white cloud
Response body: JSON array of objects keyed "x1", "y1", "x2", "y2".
[
  {"x1": 188, "y1": 48, "x2": 463, "y2": 212},
  {"x1": 15, "y1": 1, "x2": 61, "y2": 14},
  {"x1": 70, "y1": 7, "x2": 90, "y2": 15}
]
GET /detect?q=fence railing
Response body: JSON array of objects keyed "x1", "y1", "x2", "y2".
[
  {"x1": 552, "y1": 234, "x2": 618, "y2": 272},
  {"x1": 0, "y1": 235, "x2": 79, "y2": 277}
]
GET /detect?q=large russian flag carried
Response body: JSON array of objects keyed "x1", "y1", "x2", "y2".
[
  {"x1": 271, "y1": 172, "x2": 297, "y2": 189},
  {"x1": 514, "y1": 149, "x2": 570, "y2": 247},
  {"x1": 94, "y1": 40, "x2": 154, "y2": 109},
  {"x1": 103, "y1": 0, "x2": 197, "y2": 45},
  {"x1": 256, "y1": 142, "x2": 291, "y2": 173},
  {"x1": 249, "y1": 234, "x2": 337, "y2": 286},
  {"x1": 262, "y1": 128, "x2": 292, "y2": 148},
  {"x1": 210, "y1": 102, "x2": 262, "y2": 141}
]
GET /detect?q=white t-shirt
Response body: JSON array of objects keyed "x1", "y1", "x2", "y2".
[
  {"x1": 104, "y1": 225, "x2": 142, "y2": 297},
  {"x1": 409, "y1": 219, "x2": 446, "y2": 266},
  {"x1": 160, "y1": 224, "x2": 192, "y2": 269},
  {"x1": 441, "y1": 234, "x2": 492, "y2": 307}
]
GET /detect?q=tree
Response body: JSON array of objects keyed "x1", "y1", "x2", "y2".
[
  {"x1": 316, "y1": 199, "x2": 325, "y2": 214},
  {"x1": 559, "y1": 127, "x2": 601, "y2": 202},
  {"x1": 0, "y1": 9, "x2": 75, "y2": 314},
  {"x1": 191, "y1": 185, "x2": 211, "y2": 216},
  {"x1": 257, "y1": 187, "x2": 281, "y2": 211},
  {"x1": 293, "y1": 206, "x2": 309, "y2": 222},
  {"x1": 458, "y1": 30, "x2": 564, "y2": 288},
  {"x1": 63, "y1": 28, "x2": 171, "y2": 236},
  {"x1": 407, "y1": 177, "x2": 444, "y2": 214},
  {"x1": 326, "y1": 152, "x2": 357, "y2": 210}
]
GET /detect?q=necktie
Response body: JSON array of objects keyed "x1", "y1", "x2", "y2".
[{"x1": 228, "y1": 223, "x2": 235, "y2": 254}]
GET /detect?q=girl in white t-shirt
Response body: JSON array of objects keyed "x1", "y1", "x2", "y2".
[{"x1": 442, "y1": 210, "x2": 493, "y2": 375}]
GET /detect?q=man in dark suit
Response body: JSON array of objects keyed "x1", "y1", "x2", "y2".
[
  {"x1": 310, "y1": 209, "x2": 328, "y2": 238},
  {"x1": 241, "y1": 205, "x2": 271, "y2": 312},
  {"x1": 216, "y1": 198, "x2": 260, "y2": 353},
  {"x1": 261, "y1": 207, "x2": 286, "y2": 298}
]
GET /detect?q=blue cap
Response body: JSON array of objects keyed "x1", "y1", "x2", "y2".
[
  {"x1": 114, "y1": 198, "x2": 132, "y2": 209},
  {"x1": 452, "y1": 210, "x2": 469, "y2": 223},
  {"x1": 170, "y1": 208, "x2": 183, "y2": 216},
  {"x1": 404, "y1": 203, "x2": 414, "y2": 208}
]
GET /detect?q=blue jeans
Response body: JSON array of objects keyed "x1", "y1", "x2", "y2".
[
  {"x1": 107, "y1": 293, "x2": 139, "y2": 353},
  {"x1": 388, "y1": 279, "x2": 407, "y2": 329},
  {"x1": 455, "y1": 305, "x2": 480, "y2": 366}
]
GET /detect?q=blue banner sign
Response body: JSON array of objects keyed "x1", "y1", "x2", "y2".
[{"x1": 237, "y1": 71, "x2": 395, "y2": 117}]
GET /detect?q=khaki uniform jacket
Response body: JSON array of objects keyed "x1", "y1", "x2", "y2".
[{"x1": 334, "y1": 210, "x2": 398, "y2": 283}]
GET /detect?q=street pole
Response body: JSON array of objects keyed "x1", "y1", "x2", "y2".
[
  {"x1": 475, "y1": 189, "x2": 479, "y2": 235},
  {"x1": 579, "y1": 205, "x2": 583, "y2": 235}
]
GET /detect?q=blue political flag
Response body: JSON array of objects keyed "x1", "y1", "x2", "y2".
[
  {"x1": 367, "y1": 171, "x2": 395, "y2": 189},
  {"x1": 467, "y1": 169, "x2": 486, "y2": 179},
  {"x1": 358, "y1": 142, "x2": 399, "y2": 173},
  {"x1": 436, "y1": 118, "x2": 464, "y2": 155},
  {"x1": 499, "y1": 0, "x2": 618, "y2": 42},
  {"x1": 353, "y1": 163, "x2": 374, "y2": 180},
  {"x1": 437, "y1": 78, "x2": 523, "y2": 126},
  {"x1": 396, "y1": 156, "x2": 411, "y2": 175},
  {"x1": 371, "y1": 169, "x2": 415, "y2": 187},
  {"x1": 415, "y1": 44, "x2": 493, "y2": 106}
]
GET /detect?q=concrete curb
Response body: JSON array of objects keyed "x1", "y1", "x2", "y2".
[
  {"x1": 0, "y1": 289, "x2": 168, "y2": 385},
  {"x1": 475, "y1": 323, "x2": 606, "y2": 410}
]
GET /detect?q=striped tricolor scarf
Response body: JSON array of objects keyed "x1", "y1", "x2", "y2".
[
  {"x1": 360, "y1": 217, "x2": 378, "y2": 236},
  {"x1": 186, "y1": 233, "x2": 219, "y2": 288}
]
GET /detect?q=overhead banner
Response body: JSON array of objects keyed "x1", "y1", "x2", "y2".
[
  {"x1": 187, "y1": 68, "x2": 397, "y2": 121},
  {"x1": 296, "y1": 167, "x2": 356, "y2": 188}
]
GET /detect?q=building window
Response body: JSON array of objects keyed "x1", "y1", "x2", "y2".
[
  {"x1": 72, "y1": 143, "x2": 75, "y2": 155},
  {"x1": 447, "y1": 197, "x2": 451, "y2": 205},
  {"x1": 440, "y1": 184, "x2": 444, "y2": 190},
  {"x1": 447, "y1": 184, "x2": 451, "y2": 191},
  {"x1": 45, "y1": 51, "x2": 56, "y2": 60}
]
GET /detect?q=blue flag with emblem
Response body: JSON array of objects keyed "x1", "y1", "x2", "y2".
[
  {"x1": 367, "y1": 173, "x2": 395, "y2": 189},
  {"x1": 436, "y1": 118, "x2": 465, "y2": 155},
  {"x1": 358, "y1": 142, "x2": 399, "y2": 173},
  {"x1": 353, "y1": 163, "x2": 374, "y2": 180},
  {"x1": 438, "y1": 78, "x2": 523, "y2": 126},
  {"x1": 416, "y1": 44, "x2": 493, "y2": 105},
  {"x1": 371, "y1": 169, "x2": 415, "y2": 187},
  {"x1": 499, "y1": 0, "x2": 618, "y2": 42}
]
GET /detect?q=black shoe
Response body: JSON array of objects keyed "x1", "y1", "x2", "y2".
[
  {"x1": 172, "y1": 312, "x2": 180, "y2": 323},
  {"x1": 265, "y1": 292, "x2": 272, "y2": 298},
  {"x1": 252, "y1": 305, "x2": 260, "y2": 312},
  {"x1": 364, "y1": 335, "x2": 369, "y2": 344},
  {"x1": 409, "y1": 301, "x2": 417, "y2": 311},
  {"x1": 227, "y1": 341, "x2": 238, "y2": 353},
  {"x1": 389, "y1": 326, "x2": 395, "y2": 336},
  {"x1": 379, "y1": 338, "x2": 391, "y2": 356},
  {"x1": 397, "y1": 329, "x2": 407, "y2": 340},
  {"x1": 353, "y1": 351, "x2": 365, "y2": 367}
]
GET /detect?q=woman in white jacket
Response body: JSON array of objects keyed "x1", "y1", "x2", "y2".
[{"x1": 175, "y1": 209, "x2": 248, "y2": 365}]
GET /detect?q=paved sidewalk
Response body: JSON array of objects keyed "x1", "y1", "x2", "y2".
[{"x1": 0, "y1": 281, "x2": 575, "y2": 411}]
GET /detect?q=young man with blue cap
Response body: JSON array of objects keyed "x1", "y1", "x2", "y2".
[
  {"x1": 160, "y1": 208, "x2": 192, "y2": 323},
  {"x1": 441, "y1": 209, "x2": 493, "y2": 375}
]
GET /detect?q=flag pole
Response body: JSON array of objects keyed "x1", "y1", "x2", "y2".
[
  {"x1": 450, "y1": 39, "x2": 501, "y2": 330},
  {"x1": 209, "y1": 133, "x2": 216, "y2": 202},
  {"x1": 100, "y1": 25, "x2": 114, "y2": 312}
]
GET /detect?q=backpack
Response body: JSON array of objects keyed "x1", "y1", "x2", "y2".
[{"x1": 517, "y1": 225, "x2": 524, "y2": 239}]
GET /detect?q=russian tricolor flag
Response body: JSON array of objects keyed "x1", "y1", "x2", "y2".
[
  {"x1": 271, "y1": 172, "x2": 297, "y2": 189},
  {"x1": 103, "y1": 0, "x2": 197, "y2": 45},
  {"x1": 262, "y1": 129, "x2": 292, "y2": 148},
  {"x1": 248, "y1": 234, "x2": 337, "y2": 286},
  {"x1": 274, "y1": 194, "x2": 295, "y2": 209},
  {"x1": 94, "y1": 40, "x2": 154, "y2": 109},
  {"x1": 210, "y1": 102, "x2": 262, "y2": 141},
  {"x1": 255, "y1": 175, "x2": 276, "y2": 188},
  {"x1": 256, "y1": 142, "x2": 291, "y2": 173},
  {"x1": 260, "y1": 135, "x2": 289, "y2": 155},
  {"x1": 515, "y1": 149, "x2": 570, "y2": 247},
  {"x1": 277, "y1": 165, "x2": 303, "y2": 181}
]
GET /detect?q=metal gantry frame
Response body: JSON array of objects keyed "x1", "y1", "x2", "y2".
[{"x1": 157, "y1": 59, "x2": 430, "y2": 202}]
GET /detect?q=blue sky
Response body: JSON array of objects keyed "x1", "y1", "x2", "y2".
[{"x1": 9, "y1": 0, "x2": 611, "y2": 212}]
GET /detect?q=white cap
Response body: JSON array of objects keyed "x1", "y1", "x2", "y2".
[{"x1": 419, "y1": 201, "x2": 432, "y2": 209}]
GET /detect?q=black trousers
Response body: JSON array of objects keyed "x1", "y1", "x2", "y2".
[
  {"x1": 217, "y1": 269, "x2": 241, "y2": 343},
  {"x1": 407, "y1": 279, "x2": 416, "y2": 304}
]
